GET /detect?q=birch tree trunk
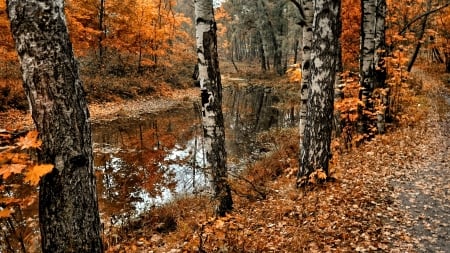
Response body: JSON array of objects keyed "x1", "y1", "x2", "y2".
[
  {"x1": 360, "y1": 0, "x2": 376, "y2": 110},
  {"x1": 298, "y1": 0, "x2": 314, "y2": 177},
  {"x1": 7, "y1": 0, "x2": 103, "y2": 252},
  {"x1": 360, "y1": 0, "x2": 387, "y2": 133},
  {"x1": 194, "y1": 0, "x2": 233, "y2": 216},
  {"x1": 298, "y1": 0, "x2": 339, "y2": 183}
]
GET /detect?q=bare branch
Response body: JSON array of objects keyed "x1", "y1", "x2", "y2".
[
  {"x1": 288, "y1": 0, "x2": 307, "y2": 26},
  {"x1": 399, "y1": 3, "x2": 450, "y2": 35}
]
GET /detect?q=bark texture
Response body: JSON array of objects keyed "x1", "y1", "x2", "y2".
[
  {"x1": 360, "y1": 0, "x2": 376, "y2": 107},
  {"x1": 298, "y1": 0, "x2": 314, "y2": 165},
  {"x1": 194, "y1": 0, "x2": 233, "y2": 216},
  {"x1": 359, "y1": 0, "x2": 387, "y2": 133},
  {"x1": 7, "y1": 0, "x2": 103, "y2": 252},
  {"x1": 298, "y1": 0, "x2": 339, "y2": 182},
  {"x1": 373, "y1": 0, "x2": 386, "y2": 88}
]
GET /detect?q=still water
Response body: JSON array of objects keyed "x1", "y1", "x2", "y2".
[{"x1": 91, "y1": 85, "x2": 298, "y2": 219}]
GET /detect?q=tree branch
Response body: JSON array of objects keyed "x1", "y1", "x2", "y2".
[
  {"x1": 398, "y1": 3, "x2": 450, "y2": 35},
  {"x1": 288, "y1": 0, "x2": 307, "y2": 26}
]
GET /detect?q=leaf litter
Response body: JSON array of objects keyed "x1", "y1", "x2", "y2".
[{"x1": 108, "y1": 69, "x2": 449, "y2": 252}]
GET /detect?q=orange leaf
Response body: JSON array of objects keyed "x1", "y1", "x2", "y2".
[
  {"x1": 25, "y1": 164, "x2": 54, "y2": 185},
  {"x1": 17, "y1": 131, "x2": 42, "y2": 150},
  {"x1": 0, "y1": 208, "x2": 13, "y2": 218},
  {"x1": 317, "y1": 169, "x2": 327, "y2": 180},
  {"x1": 0, "y1": 164, "x2": 27, "y2": 179}
]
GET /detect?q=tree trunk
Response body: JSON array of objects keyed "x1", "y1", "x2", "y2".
[
  {"x1": 360, "y1": 0, "x2": 376, "y2": 108},
  {"x1": 257, "y1": 31, "x2": 267, "y2": 72},
  {"x1": 298, "y1": 0, "x2": 313, "y2": 171},
  {"x1": 194, "y1": 0, "x2": 233, "y2": 216},
  {"x1": 374, "y1": 0, "x2": 386, "y2": 89},
  {"x1": 98, "y1": 0, "x2": 105, "y2": 64},
  {"x1": 407, "y1": 0, "x2": 432, "y2": 72},
  {"x1": 374, "y1": 0, "x2": 388, "y2": 133},
  {"x1": 7, "y1": 0, "x2": 103, "y2": 252},
  {"x1": 446, "y1": 50, "x2": 450, "y2": 73},
  {"x1": 298, "y1": 0, "x2": 339, "y2": 183},
  {"x1": 256, "y1": 0, "x2": 283, "y2": 75}
]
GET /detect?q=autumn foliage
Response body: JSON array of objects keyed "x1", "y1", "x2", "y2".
[{"x1": 0, "y1": 131, "x2": 53, "y2": 218}]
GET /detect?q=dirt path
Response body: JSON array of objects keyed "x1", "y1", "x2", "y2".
[{"x1": 388, "y1": 69, "x2": 450, "y2": 252}]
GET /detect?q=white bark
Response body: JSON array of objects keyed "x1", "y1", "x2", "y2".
[
  {"x1": 194, "y1": 0, "x2": 232, "y2": 216},
  {"x1": 298, "y1": 0, "x2": 339, "y2": 182},
  {"x1": 360, "y1": 0, "x2": 376, "y2": 105},
  {"x1": 299, "y1": 0, "x2": 314, "y2": 159}
]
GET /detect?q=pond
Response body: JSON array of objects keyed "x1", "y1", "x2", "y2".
[{"x1": 91, "y1": 84, "x2": 299, "y2": 221}]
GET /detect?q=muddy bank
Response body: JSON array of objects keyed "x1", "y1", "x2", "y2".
[{"x1": 0, "y1": 87, "x2": 200, "y2": 130}]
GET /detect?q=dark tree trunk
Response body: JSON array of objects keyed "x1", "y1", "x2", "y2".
[
  {"x1": 98, "y1": 0, "x2": 105, "y2": 64},
  {"x1": 374, "y1": 0, "x2": 387, "y2": 88},
  {"x1": 7, "y1": 0, "x2": 103, "y2": 252},
  {"x1": 407, "y1": 0, "x2": 432, "y2": 72},
  {"x1": 257, "y1": 31, "x2": 267, "y2": 72},
  {"x1": 446, "y1": 50, "x2": 450, "y2": 73}
]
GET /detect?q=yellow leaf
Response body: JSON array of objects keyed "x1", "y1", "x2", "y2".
[
  {"x1": 17, "y1": 131, "x2": 42, "y2": 150},
  {"x1": 25, "y1": 164, "x2": 54, "y2": 185},
  {"x1": 0, "y1": 208, "x2": 13, "y2": 218}
]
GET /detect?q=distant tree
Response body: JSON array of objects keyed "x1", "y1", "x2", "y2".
[
  {"x1": 406, "y1": 0, "x2": 432, "y2": 72},
  {"x1": 194, "y1": 0, "x2": 233, "y2": 216},
  {"x1": 297, "y1": 0, "x2": 340, "y2": 184},
  {"x1": 7, "y1": 0, "x2": 103, "y2": 252}
]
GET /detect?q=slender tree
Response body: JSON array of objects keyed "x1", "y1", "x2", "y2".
[
  {"x1": 406, "y1": 0, "x2": 432, "y2": 72},
  {"x1": 360, "y1": 0, "x2": 376, "y2": 110},
  {"x1": 7, "y1": 0, "x2": 103, "y2": 252},
  {"x1": 359, "y1": 0, "x2": 387, "y2": 133},
  {"x1": 298, "y1": 0, "x2": 340, "y2": 184},
  {"x1": 373, "y1": 0, "x2": 386, "y2": 87},
  {"x1": 297, "y1": 0, "x2": 314, "y2": 178},
  {"x1": 194, "y1": 0, "x2": 233, "y2": 216}
]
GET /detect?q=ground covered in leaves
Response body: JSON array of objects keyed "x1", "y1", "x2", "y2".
[{"x1": 105, "y1": 67, "x2": 449, "y2": 253}]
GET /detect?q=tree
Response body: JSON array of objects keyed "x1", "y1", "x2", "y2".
[
  {"x1": 194, "y1": 0, "x2": 233, "y2": 216},
  {"x1": 7, "y1": 0, "x2": 103, "y2": 252},
  {"x1": 297, "y1": 0, "x2": 314, "y2": 178},
  {"x1": 298, "y1": 0, "x2": 340, "y2": 184},
  {"x1": 359, "y1": 0, "x2": 387, "y2": 134},
  {"x1": 406, "y1": 0, "x2": 432, "y2": 72},
  {"x1": 360, "y1": 0, "x2": 376, "y2": 112}
]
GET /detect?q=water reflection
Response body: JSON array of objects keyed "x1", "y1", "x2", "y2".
[{"x1": 92, "y1": 85, "x2": 299, "y2": 219}]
